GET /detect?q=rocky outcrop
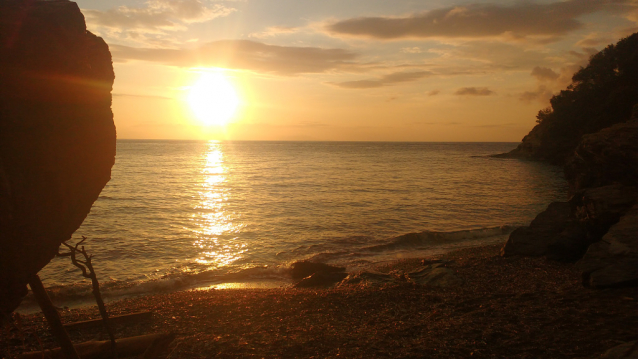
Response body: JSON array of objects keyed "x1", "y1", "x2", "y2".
[
  {"x1": 502, "y1": 185, "x2": 637, "y2": 262},
  {"x1": 501, "y1": 202, "x2": 575, "y2": 257},
  {"x1": 577, "y1": 204, "x2": 638, "y2": 288},
  {"x1": 565, "y1": 118, "x2": 638, "y2": 193},
  {"x1": 0, "y1": 0, "x2": 116, "y2": 321},
  {"x1": 502, "y1": 108, "x2": 637, "y2": 288}
]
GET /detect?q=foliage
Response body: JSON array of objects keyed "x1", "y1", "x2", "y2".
[{"x1": 533, "y1": 33, "x2": 638, "y2": 163}]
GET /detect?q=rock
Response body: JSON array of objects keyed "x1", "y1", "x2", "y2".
[
  {"x1": 577, "y1": 205, "x2": 638, "y2": 288},
  {"x1": 289, "y1": 261, "x2": 345, "y2": 281},
  {"x1": 598, "y1": 341, "x2": 638, "y2": 359},
  {"x1": 338, "y1": 270, "x2": 398, "y2": 287},
  {"x1": 565, "y1": 118, "x2": 638, "y2": 193},
  {"x1": 0, "y1": 0, "x2": 116, "y2": 321},
  {"x1": 546, "y1": 222, "x2": 590, "y2": 262},
  {"x1": 293, "y1": 272, "x2": 348, "y2": 288},
  {"x1": 571, "y1": 184, "x2": 637, "y2": 240},
  {"x1": 503, "y1": 185, "x2": 637, "y2": 262},
  {"x1": 501, "y1": 202, "x2": 574, "y2": 257},
  {"x1": 407, "y1": 264, "x2": 461, "y2": 287},
  {"x1": 491, "y1": 124, "x2": 547, "y2": 160}
]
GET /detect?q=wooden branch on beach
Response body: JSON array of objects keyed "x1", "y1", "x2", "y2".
[
  {"x1": 27, "y1": 275, "x2": 80, "y2": 359},
  {"x1": 18, "y1": 332, "x2": 176, "y2": 359},
  {"x1": 64, "y1": 312, "x2": 153, "y2": 331},
  {"x1": 61, "y1": 236, "x2": 117, "y2": 358}
]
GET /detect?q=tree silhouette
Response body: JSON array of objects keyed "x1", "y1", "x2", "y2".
[{"x1": 532, "y1": 33, "x2": 638, "y2": 164}]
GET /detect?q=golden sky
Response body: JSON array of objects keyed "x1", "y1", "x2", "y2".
[{"x1": 77, "y1": 0, "x2": 638, "y2": 141}]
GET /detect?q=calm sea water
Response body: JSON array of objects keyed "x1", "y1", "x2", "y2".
[{"x1": 36, "y1": 141, "x2": 566, "y2": 304}]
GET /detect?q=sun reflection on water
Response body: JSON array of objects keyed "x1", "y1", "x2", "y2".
[{"x1": 192, "y1": 142, "x2": 245, "y2": 268}]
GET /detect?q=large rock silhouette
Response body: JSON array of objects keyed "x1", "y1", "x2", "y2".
[{"x1": 0, "y1": 0, "x2": 116, "y2": 321}]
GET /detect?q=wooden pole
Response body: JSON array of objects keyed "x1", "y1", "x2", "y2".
[{"x1": 28, "y1": 274, "x2": 80, "y2": 359}]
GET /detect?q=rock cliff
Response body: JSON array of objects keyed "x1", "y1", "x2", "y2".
[
  {"x1": 501, "y1": 35, "x2": 638, "y2": 288},
  {"x1": 0, "y1": 0, "x2": 116, "y2": 321}
]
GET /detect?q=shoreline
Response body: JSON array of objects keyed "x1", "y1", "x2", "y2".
[
  {"x1": 3, "y1": 244, "x2": 637, "y2": 358},
  {"x1": 15, "y1": 233, "x2": 511, "y2": 315}
]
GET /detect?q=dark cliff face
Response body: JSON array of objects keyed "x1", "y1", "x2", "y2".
[
  {"x1": 500, "y1": 36, "x2": 638, "y2": 287},
  {"x1": 0, "y1": 0, "x2": 116, "y2": 321}
]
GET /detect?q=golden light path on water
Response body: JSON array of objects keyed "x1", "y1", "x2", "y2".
[{"x1": 192, "y1": 141, "x2": 246, "y2": 269}]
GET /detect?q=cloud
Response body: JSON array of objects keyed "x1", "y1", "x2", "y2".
[
  {"x1": 428, "y1": 90, "x2": 440, "y2": 96},
  {"x1": 455, "y1": 87, "x2": 494, "y2": 96},
  {"x1": 576, "y1": 34, "x2": 615, "y2": 47},
  {"x1": 250, "y1": 26, "x2": 300, "y2": 38},
  {"x1": 519, "y1": 85, "x2": 554, "y2": 103},
  {"x1": 471, "y1": 123, "x2": 516, "y2": 128},
  {"x1": 329, "y1": 71, "x2": 433, "y2": 89},
  {"x1": 326, "y1": 0, "x2": 632, "y2": 41},
  {"x1": 83, "y1": 0, "x2": 235, "y2": 32},
  {"x1": 401, "y1": 47, "x2": 423, "y2": 54},
  {"x1": 531, "y1": 67, "x2": 560, "y2": 81},
  {"x1": 110, "y1": 40, "x2": 357, "y2": 75}
]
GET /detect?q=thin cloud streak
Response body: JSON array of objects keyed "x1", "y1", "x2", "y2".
[
  {"x1": 326, "y1": 0, "x2": 633, "y2": 41},
  {"x1": 110, "y1": 40, "x2": 358, "y2": 75},
  {"x1": 330, "y1": 71, "x2": 433, "y2": 89},
  {"x1": 531, "y1": 67, "x2": 560, "y2": 81},
  {"x1": 455, "y1": 87, "x2": 494, "y2": 96},
  {"x1": 84, "y1": 0, "x2": 235, "y2": 32}
]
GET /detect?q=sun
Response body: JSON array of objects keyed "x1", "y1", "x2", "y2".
[{"x1": 188, "y1": 72, "x2": 240, "y2": 126}]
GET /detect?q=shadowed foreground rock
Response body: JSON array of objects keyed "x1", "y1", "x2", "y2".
[
  {"x1": 565, "y1": 119, "x2": 638, "y2": 193},
  {"x1": 0, "y1": 0, "x2": 115, "y2": 321},
  {"x1": 577, "y1": 204, "x2": 638, "y2": 288}
]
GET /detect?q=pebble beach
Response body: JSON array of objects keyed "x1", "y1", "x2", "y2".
[{"x1": 3, "y1": 244, "x2": 637, "y2": 358}]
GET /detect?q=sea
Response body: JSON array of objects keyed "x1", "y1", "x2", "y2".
[{"x1": 28, "y1": 140, "x2": 567, "y2": 308}]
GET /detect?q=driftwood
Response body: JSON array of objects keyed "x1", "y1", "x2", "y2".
[
  {"x1": 61, "y1": 237, "x2": 117, "y2": 358},
  {"x1": 18, "y1": 333, "x2": 175, "y2": 359},
  {"x1": 64, "y1": 312, "x2": 153, "y2": 331},
  {"x1": 28, "y1": 275, "x2": 80, "y2": 359}
]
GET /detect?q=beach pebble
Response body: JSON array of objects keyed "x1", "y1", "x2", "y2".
[{"x1": 408, "y1": 265, "x2": 461, "y2": 287}]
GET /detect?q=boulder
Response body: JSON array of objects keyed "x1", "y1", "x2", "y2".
[
  {"x1": 577, "y1": 204, "x2": 638, "y2": 288},
  {"x1": 565, "y1": 118, "x2": 638, "y2": 193},
  {"x1": 545, "y1": 222, "x2": 590, "y2": 262},
  {"x1": 501, "y1": 202, "x2": 574, "y2": 257},
  {"x1": 289, "y1": 261, "x2": 345, "y2": 281},
  {"x1": 598, "y1": 341, "x2": 638, "y2": 359},
  {"x1": 407, "y1": 264, "x2": 461, "y2": 287},
  {"x1": 503, "y1": 185, "x2": 637, "y2": 262},
  {"x1": 571, "y1": 184, "x2": 637, "y2": 240},
  {"x1": 0, "y1": 0, "x2": 116, "y2": 321}
]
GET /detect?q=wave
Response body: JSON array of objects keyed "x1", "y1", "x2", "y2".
[
  {"x1": 363, "y1": 225, "x2": 513, "y2": 252},
  {"x1": 18, "y1": 225, "x2": 514, "y2": 310}
]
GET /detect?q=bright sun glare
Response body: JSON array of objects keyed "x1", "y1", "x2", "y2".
[{"x1": 188, "y1": 72, "x2": 240, "y2": 126}]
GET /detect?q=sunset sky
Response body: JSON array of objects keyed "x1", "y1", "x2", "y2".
[{"x1": 76, "y1": 0, "x2": 638, "y2": 141}]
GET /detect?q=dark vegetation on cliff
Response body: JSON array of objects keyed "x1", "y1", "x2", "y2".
[{"x1": 506, "y1": 32, "x2": 638, "y2": 165}]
